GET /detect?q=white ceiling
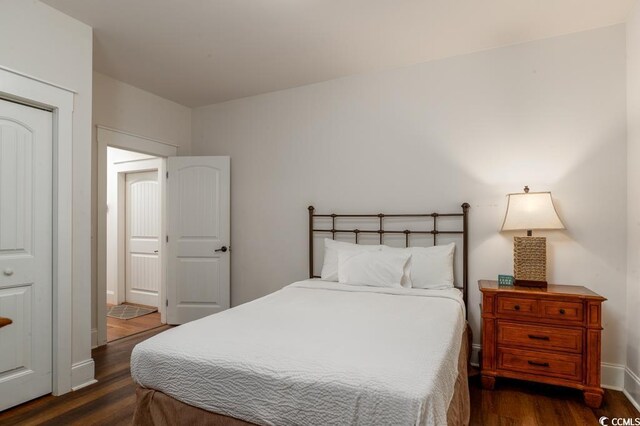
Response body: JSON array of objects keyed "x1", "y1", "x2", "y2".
[{"x1": 43, "y1": 0, "x2": 634, "y2": 107}]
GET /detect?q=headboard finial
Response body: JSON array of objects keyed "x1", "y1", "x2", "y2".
[
  {"x1": 461, "y1": 202, "x2": 470, "y2": 211},
  {"x1": 308, "y1": 205, "x2": 315, "y2": 211}
]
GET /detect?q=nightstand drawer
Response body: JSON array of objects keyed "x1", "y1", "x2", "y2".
[
  {"x1": 497, "y1": 347, "x2": 582, "y2": 381},
  {"x1": 496, "y1": 296, "x2": 538, "y2": 317},
  {"x1": 497, "y1": 321, "x2": 583, "y2": 353},
  {"x1": 540, "y1": 300, "x2": 583, "y2": 323}
]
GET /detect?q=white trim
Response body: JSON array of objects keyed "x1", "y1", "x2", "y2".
[
  {"x1": 106, "y1": 289, "x2": 116, "y2": 306},
  {"x1": 0, "y1": 67, "x2": 76, "y2": 396},
  {"x1": 70, "y1": 359, "x2": 97, "y2": 391},
  {"x1": 601, "y1": 362, "x2": 625, "y2": 390},
  {"x1": 96, "y1": 127, "x2": 176, "y2": 346},
  {"x1": 114, "y1": 157, "x2": 159, "y2": 166},
  {"x1": 91, "y1": 328, "x2": 98, "y2": 349},
  {"x1": 0, "y1": 65, "x2": 77, "y2": 94},
  {"x1": 624, "y1": 367, "x2": 640, "y2": 412},
  {"x1": 96, "y1": 125, "x2": 179, "y2": 148},
  {"x1": 471, "y1": 343, "x2": 481, "y2": 367}
]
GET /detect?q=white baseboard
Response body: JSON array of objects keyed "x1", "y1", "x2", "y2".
[
  {"x1": 71, "y1": 358, "x2": 97, "y2": 391},
  {"x1": 471, "y1": 344, "x2": 481, "y2": 367},
  {"x1": 106, "y1": 290, "x2": 116, "y2": 306},
  {"x1": 624, "y1": 367, "x2": 640, "y2": 412},
  {"x1": 601, "y1": 362, "x2": 625, "y2": 390},
  {"x1": 91, "y1": 327, "x2": 98, "y2": 349}
]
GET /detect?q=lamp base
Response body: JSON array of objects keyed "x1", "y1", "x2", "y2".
[
  {"x1": 514, "y1": 279, "x2": 548, "y2": 288},
  {"x1": 513, "y1": 236, "x2": 547, "y2": 284}
]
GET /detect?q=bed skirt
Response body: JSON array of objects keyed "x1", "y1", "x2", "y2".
[{"x1": 133, "y1": 324, "x2": 471, "y2": 426}]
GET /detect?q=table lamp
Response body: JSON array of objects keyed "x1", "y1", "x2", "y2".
[{"x1": 501, "y1": 186, "x2": 565, "y2": 288}]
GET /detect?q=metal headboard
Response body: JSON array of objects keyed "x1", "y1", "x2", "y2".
[{"x1": 308, "y1": 203, "x2": 471, "y2": 310}]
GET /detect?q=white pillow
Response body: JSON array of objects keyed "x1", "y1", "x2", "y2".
[
  {"x1": 320, "y1": 238, "x2": 382, "y2": 281},
  {"x1": 338, "y1": 250, "x2": 412, "y2": 288},
  {"x1": 381, "y1": 243, "x2": 455, "y2": 289}
]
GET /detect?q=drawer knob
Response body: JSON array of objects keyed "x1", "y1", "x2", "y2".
[
  {"x1": 514, "y1": 305, "x2": 520, "y2": 311},
  {"x1": 559, "y1": 309, "x2": 566, "y2": 315},
  {"x1": 528, "y1": 360, "x2": 550, "y2": 367},
  {"x1": 0, "y1": 317, "x2": 12, "y2": 329},
  {"x1": 528, "y1": 334, "x2": 550, "y2": 341}
]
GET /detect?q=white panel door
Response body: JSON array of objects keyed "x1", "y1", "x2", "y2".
[
  {"x1": 125, "y1": 171, "x2": 160, "y2": 307},
  {"x1": 167, "y1": 156, "x2": 230, "y2": 325},
  {"x1": 0, "y1": 99, "x2": 52, "y2": 410}
]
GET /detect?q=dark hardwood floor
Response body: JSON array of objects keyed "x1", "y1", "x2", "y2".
[
  {"x1": 470, "y1": 376, "x2": 639, "y2": 425},
  {"x1": 1, "y1": 326, "x2": 638, "y2": 425},
  {"x1": 0, "y1": 326, "x2": 170, "y2": 426}
]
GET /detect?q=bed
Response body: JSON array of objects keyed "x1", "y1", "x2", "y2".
[{"x1": 131, "y1": 204, "x2": 471, "y2": 426}]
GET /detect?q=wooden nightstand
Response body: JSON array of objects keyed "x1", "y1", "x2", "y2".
[{"x1": 478, "y1": 280, "x2": 606, "y2": 408}]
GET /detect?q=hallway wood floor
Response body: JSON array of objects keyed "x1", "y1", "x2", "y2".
[
  {"x1": 107, "y1": 304, "x2": 163, "y2": 342},
  {"x1": 0, "y1": 326, "x2": 638, "y2": 425}
]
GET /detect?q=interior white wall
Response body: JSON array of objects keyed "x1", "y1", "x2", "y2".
[
  {"x1": 0, "y1": 0, "x2": 94, "y2": 387},
  {"x1": 626, "y1": 0, "x2": 640, "y2": 406},
  {"x1": 192, "y1": 25, "x2": 628, "y2": 369},
  {"x1": 92, "y1": 71, "x2": 191, "y2": 342},
  {"x1": 106, "y1": 147, "x2": 156, "y2": 305}
]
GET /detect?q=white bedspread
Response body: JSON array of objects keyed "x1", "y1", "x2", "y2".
[{"x1": 131, "y1": 280, "x2": 465, "y2": 426}]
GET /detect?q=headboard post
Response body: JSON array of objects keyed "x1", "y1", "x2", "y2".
[
  {"x1": 308, "y1": 206, "x2": 315, "y2": 278},
  {"x1": 462, "y1": 203, "x2": 470, "y2": 310}
]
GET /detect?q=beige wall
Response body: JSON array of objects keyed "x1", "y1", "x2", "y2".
[
  {"x1": 0, "y1": 0, "x2": 94, "y2": 385},
  {"x1": 91, "y1": 71, "x2": 191, "y2": 340},
  {"x1": 192, "y1": 25, "x2": 629, "y2": 371},
  {"x1": 626, "y1": 0, "x2": 640, "y2": 405},
  {"x1": 2, "y1": 0, "x2": 635, "y2": 398},
  {"x1": 93, "y1": 72, "x2": 192, "y2": 154}
]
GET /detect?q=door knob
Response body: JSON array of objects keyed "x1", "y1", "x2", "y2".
[
  {"x1": 0, "y1": 317, "x2": 12, "y2": 329},
  {"x1": 154, "y1": 250, "x2": 159, "y2": 253},
  {"x1": 3, "y1": 268, "x2": 13, "y2": 276},
  {"x1": 215, "y1": 246, "x2": 228, "y2": 253}
]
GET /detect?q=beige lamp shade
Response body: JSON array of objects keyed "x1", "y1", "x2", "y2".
[{"x1": 501, "y1": 189, "x2": 565, "y2": 231}]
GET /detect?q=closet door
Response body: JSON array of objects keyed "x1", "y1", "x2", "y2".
[{"x1": 0, "y1": 99, "x2": 53, "y2": 410}]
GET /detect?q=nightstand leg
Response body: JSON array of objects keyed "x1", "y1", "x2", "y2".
[
  {"x1": 583, "y1": 390, "x2": 603, "y2": 408},
  {"x1": 481, "y1": 375, "x2": 496, "y2": 390}
]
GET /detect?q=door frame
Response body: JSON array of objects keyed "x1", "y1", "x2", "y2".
[
  {"x1": 96, "y1": 126, "x2": 177, "y2": 347},
  {"x1": 116, "y1": 161, "x2": 162, "y2": 307},
  {"x1": 0, "y1": 66, "x2": 75, "y2": 395}
]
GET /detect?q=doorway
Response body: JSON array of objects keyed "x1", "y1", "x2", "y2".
[
  {"x1": 105, "y1": 147, "x2": 164, "y2": 342},
  {"x1": 97, "y1": 126, "x2": 177, "y2": 347},
  {"x1": 97, "y1": 126, "x2": 231, "y2": 346}
]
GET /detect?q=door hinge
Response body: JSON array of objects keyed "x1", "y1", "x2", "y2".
[
  {"x1": 166, "y1": 171, "x2": 169, "y2": 179},
  {"x1": 166, "y1": 235, "x2": 169, "y2": 243},
  {"x1": 166, "y1": 299, "x2": 168, "y2": 307}
]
